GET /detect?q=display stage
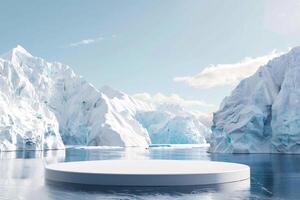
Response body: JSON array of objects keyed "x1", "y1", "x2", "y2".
[{"x1": 45, "y1": 160, "x2": 250, "y2": 186}]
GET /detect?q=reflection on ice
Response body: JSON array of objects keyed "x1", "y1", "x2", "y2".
[
  {"x1": 0, "y1": 149, "x2": 66, "y2": 161},
  {"x1": 45, "y1": 178, "x2": 250, "y2": 199},
  {"x1": 44, "y1": 150, "x2": 66, "y2": 164},
  {"x1": 149, "y1": 144, "x2": 210, "y2": 149},
  {"x1": 68, "y1": 145, "x2": 124, "y2": 150}
]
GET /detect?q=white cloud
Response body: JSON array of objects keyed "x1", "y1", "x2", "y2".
[
  {"x1": 133, "y1": 93, "x2": 216, "y2": 112},
  {"x1": 264, "y1": 0, "x2": 300, "y2": 35},
  {"x1": 174, "y1": 50, "x2": 283, "y2": 89},
  {"x1": 68, "y1": 36, "x2": 104, "y2": 47}
]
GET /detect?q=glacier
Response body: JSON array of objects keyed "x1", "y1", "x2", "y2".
[
  {"x1": 210, "y1": 47, "x2": 300, "y2": 153},
  {"x1": 136, "y1": 104, "x2": 210, "y2": 144},
  {"x1": 0, "y1": 45, "x2": 211, "y2": 151},
  {"x1": 0, "y1": 46, "x2": 64, "y2": 151},
  {"x1": 0, "y1": 45, "x2": 153, "y2": 151}
]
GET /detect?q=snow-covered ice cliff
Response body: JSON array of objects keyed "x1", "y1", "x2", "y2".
[
  {"x1": 136, "y1": 104, "x2": 210, "y2": 144},
  {"x1": 210, "y1": 47, "x2": 300, "y2": 153},
  {"x1": 0, "y1": 46, "x2": 152, "y2": 150},
  {"x1": 0, "y1": 45, "x2": 211, "y2": 151},
  {"x1": 0, "y1": 46, "x2": 64, "y2": 151}
]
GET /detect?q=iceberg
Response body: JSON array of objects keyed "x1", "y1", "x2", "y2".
[
  {"x1": 0, "y1": 45, "x2": 211, "y2": 151},
  {"x1": 0, "y1": 46, "x2": 64, "y2": 151},
  {"x1": 210, "y1": 47, "x2": 300, "y2": 153},
  {"x1": 0, "y1": 46, "x2": 152, "y2": 150},
  {"x1": 136, "y1": 104, "x2": 210, "y2": 144}
]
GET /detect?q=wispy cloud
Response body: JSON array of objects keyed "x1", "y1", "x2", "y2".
[
  {"x1": 174, "y1": 50, "x2": 283, "y2": 89},
  {"x1": 68, "y1": 36, "x2": 104, "y2": 47}
]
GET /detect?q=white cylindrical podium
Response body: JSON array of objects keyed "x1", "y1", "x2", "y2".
[{"x1": 45, "y1": 160, "x2": 250, "y2": 186}]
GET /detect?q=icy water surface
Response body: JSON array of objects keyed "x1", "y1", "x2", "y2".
[{"x1": 0, "y1": 146, "x2": 300, "y2": 200}]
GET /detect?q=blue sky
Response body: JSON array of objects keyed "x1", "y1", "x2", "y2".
[{"x1": 1, "y1": 0, "x2": 300, "y2": 112}]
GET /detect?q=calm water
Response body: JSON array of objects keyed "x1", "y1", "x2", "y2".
[{"x1": 0, "y1": 146, "x2": 300, "y2": 200}]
